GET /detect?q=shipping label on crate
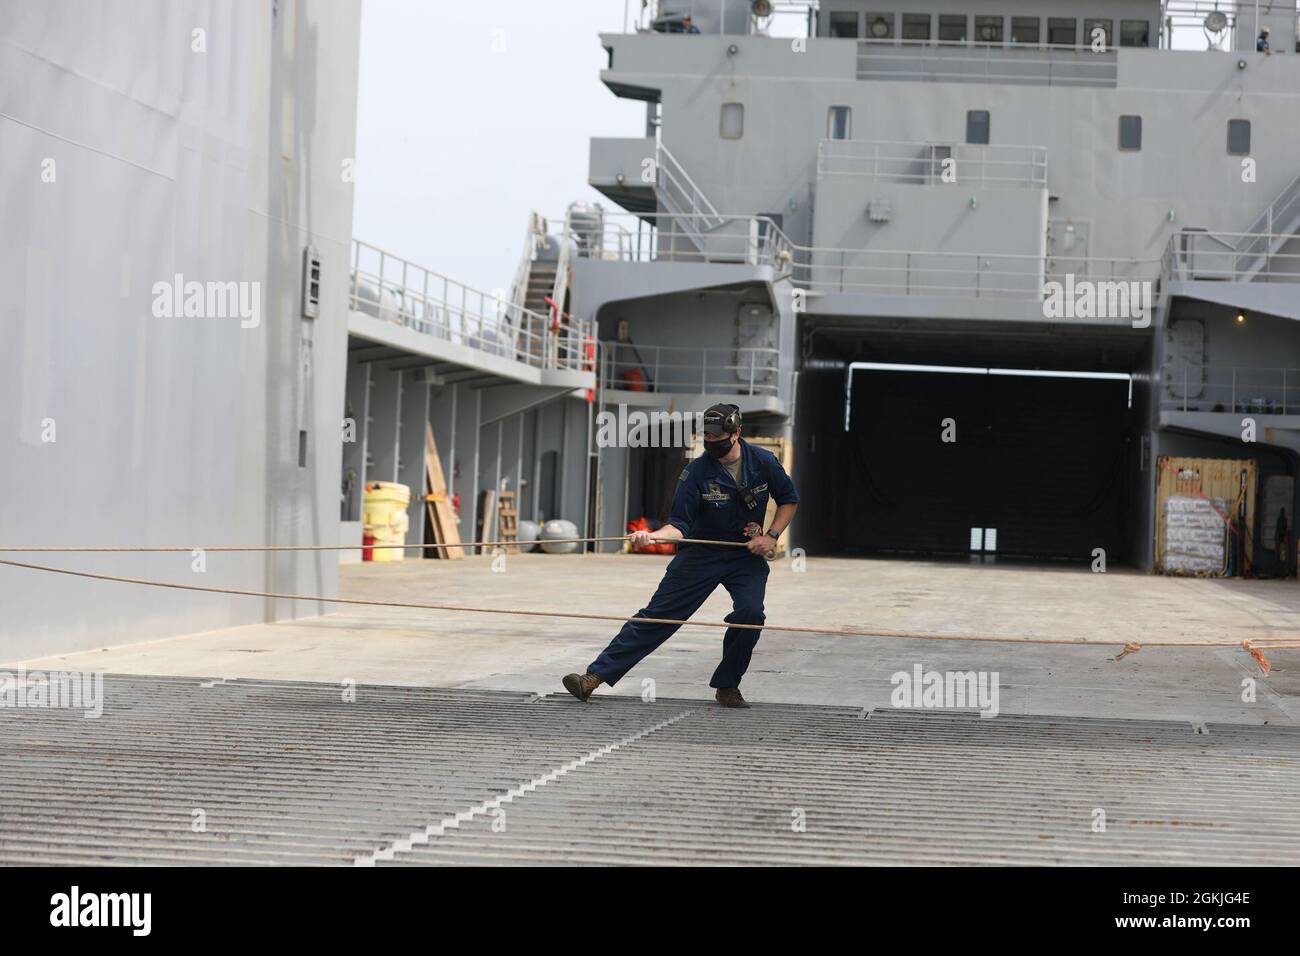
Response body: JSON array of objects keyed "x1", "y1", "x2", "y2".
[{"x1": 1162, "y1": 496, "x2": 1227, "y2": 574}]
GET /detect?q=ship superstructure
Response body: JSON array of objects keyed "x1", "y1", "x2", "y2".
[{"x1": 556, "y1": 0, "x2": 1300, "y2": 567}]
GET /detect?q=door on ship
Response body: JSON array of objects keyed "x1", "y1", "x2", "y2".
[{"x1": 800, "y1": 363, "x2": 1135, "y2": 562}]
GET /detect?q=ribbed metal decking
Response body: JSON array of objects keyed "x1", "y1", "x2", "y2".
[{"x1": 1, "y1": 675, "x2": 1297, "y2": 865}]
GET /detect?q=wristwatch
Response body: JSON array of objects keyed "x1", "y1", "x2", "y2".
[{"x1": 766, "y1": 527, "x2": 781, "y2": 540}]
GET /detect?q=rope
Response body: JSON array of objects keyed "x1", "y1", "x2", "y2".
[
  {"x1": 3, "y1": 556, "x2": 1298, "y2": 668},
  {"x1": 0, "y1": 535, "x2": 750, "y2": 554}
]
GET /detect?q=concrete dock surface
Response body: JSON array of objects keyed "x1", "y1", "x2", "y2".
[{"x1": 14, "y1": 554, "x2": 1300, "y2": 725}]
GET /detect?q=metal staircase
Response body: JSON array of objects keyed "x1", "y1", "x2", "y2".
[
  {"x1": 506, "y1": 210, "x2": 580, "y2": 368},
  {"x1": 653, "y1": 140, "x2": 725, "y2": 252},
  {"x1": 1235, "y1": 172, "x2": 1300, "y2": 279}
]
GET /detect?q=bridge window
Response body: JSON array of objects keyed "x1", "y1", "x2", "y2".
[
  {"x1": 720, "y1": 102, "x2": 744, "y2": 140},
  {"x1": 901, "y1": 13, "x2": 931, "y2": 40},
  {"x1": 828, "y1": 106, "x2": 852, "y2": 140},
  {"x1": 966, "y1": 110, "x2": 991, "y2": 145},
  {"x1": 1227, "y1": 119, "x2": 1251, "y2": 156},
  {"x1": 938, "y1": 15, "x2": 967, "y2": 43},
  {"x1": 1084, "y1": 19, "x2": 1113, "y2": 48},
  {"x1": 1047, "y1": 18, "x2": 1077, "y2": 46},
  {"x1": 1118, "y1": 115, "x2": 1142, "y2": 151},
  {"x1": 1120, "y1": 20, "x2": 1150, "y2": 47},
  {"x1": 975, "y1": 16, "x2": 1004, "y2": 44},
  {"x1": 829, "y1": 11, "x2": 859, "y2": 38},
  {"x1": 1011, "y1": 17, "x2": 1040, "y2": 44},
  {"x1": 866, "y1": 13, "x2": 894, "y2": 39}
]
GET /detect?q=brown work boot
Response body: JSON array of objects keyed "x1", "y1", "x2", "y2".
[
  {"x1": 715, "y1": 687, "x2": 751, "y2": 709},
  {"x1": 562, "y1": 672, "x2": 602, "y2": 702}
]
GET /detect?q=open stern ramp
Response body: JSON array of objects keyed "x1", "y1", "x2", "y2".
[{"x1": 1, "y1": 678, "x2": 1296, "y2": 866}]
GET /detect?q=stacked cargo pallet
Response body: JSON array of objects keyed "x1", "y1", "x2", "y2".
[{"x1": 1155, "y1": 456, "x2": 1256, "y2": 575}]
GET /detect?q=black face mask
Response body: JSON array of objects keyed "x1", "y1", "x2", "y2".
[{"x1": 704, "y1": 436, "x2": 734, "y2": 459}]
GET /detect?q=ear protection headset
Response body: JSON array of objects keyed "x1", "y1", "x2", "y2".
[{"x1": 717, "y1": 404, "x2": 742, "y2": 434}]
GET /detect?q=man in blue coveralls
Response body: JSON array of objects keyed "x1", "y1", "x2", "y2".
[{"x1": 562, "y1": 403, "x2": 799, "y2": 708}]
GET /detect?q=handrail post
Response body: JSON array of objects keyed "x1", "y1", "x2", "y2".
[
  {"x1": 1232, "y1": 367, "x2": 1237, "y2": 412},
  {"x1": 422, "y1": 271, "x2": 430, "y2": 332}
]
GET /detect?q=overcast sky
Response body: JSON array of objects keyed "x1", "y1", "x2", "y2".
[{"x1": 352, "y1": 0, "x2": 645, "y2": 298}]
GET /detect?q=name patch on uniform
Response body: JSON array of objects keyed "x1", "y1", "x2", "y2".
[
  {"x1": 678, "y1": 468, "x2": 690, "y2": 482},
  {"x1": 702, "y1": 482, "x2": 730, "y2": 502},
  {"x1": 751, "y1": 483, "x2": 768, "y2": 494}
]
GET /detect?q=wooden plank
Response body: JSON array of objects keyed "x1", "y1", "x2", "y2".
[
  {"x1": 424, "y1": 422, "x2": 463, "y2": 560},
  {"x1": 478, "y1": 489, "x2": 497, "y2": 549}
]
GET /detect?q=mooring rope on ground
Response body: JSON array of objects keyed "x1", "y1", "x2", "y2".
[{"x1": 1, "y1": 554, "x2": 1295, "y2": 674}]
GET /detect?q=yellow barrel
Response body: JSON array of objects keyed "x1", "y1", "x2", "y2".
[{"x1": 363, "y1": 482, "x2": 411, "y2": 562}]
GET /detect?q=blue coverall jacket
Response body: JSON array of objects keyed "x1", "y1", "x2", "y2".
[{"x1": 589, "y1": 439, "x2": 799, "y2": 688}]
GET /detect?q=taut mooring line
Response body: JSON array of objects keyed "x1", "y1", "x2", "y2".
[
  {"x1": 0, "y1": 556, "x2": 1293, "y2": 673},
  {"x1": 0, "y1": 535, "x2": 742, "y2": 554}
]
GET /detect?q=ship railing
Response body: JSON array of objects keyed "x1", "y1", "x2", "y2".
[
  {"x1": 572, "y1": 211, "x2": 1158, "y2": 306},
  {"x1": 817, "y1": 139, "x2": 1047, "y2": 188},
  {"x1": 1160, "y1": 1, "x2": 1244, "y2": 49},
  {"x1": 1163, "y1": 230, "x2": 1300, "y2": 282},
  {"x1": 655, "y1": 141, "x2": 726, "y2": 235},
  {"x1": 569, "y1": 212, "x2": 794, "y2": 270},
  {"x1": 350, "y1": 239, "x2": 595, "y2": 374},
  {"x1": 599, "y1": 342, "x2": 781, "y2": 398},
  {"x1": 1240, "y1": 175, "x2": 1300, "y2": 251},
  {"x1": 806, "y1": 248, "x2": 1156, "y2": 303},
  {"x1": 1161, "y1": 364, "x2": 1300, "y2": 415},
  {"x1": 626, "y1": 0, "x2": 817, "y2": 36},
  {"x1": 624, "y1": 3, "x2": 1222, "y2": 52},
  {"x1": 507, "y1": 211, "x2": 548, "y2": 323}
]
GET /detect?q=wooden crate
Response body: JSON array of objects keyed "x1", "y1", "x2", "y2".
[
  {"x1": 496, "y1": 490, "x2": 519, "y2": 553},
  {"x1": 1154, "y1": 455, "x2": 1257, "y2": 575}
]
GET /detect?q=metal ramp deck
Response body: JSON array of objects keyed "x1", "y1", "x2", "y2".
[{"x1": 2, "y1": 677, "x2": 1297, "y2": 866}]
